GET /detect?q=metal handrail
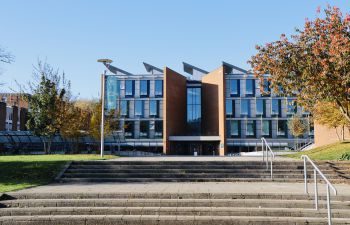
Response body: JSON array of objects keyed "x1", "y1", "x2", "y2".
[
  {"x1": 301, "y1": 155, "x2": 337, "y2": 225},
  {"x1": 261, "y1": 137, "x2": 275, "y2": 179}
]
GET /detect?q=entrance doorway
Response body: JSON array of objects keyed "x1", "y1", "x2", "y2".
[{"x1": 169, "y1": 141, "x2": 219, "y2": 155}]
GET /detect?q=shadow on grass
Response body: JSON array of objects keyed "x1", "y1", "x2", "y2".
[{"x1": 0, "y1": 161, "x2": 65, "y2": 192}]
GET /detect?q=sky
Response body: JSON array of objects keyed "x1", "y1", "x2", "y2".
[{"x1": 0, "y1": 0, "x2": 349, "y2": 99}]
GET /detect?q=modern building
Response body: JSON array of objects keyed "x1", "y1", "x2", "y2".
[{"x1": 102, "y1": 62, "x2": 314, "y2": 156}]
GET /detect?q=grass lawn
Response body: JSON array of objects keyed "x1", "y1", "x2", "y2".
[
  {"x1": 284, "y1": 141, "x2": 350, "y2": 160},
  {"x1": 0, "y1": 154, "x2": 116, "y2": 193}
]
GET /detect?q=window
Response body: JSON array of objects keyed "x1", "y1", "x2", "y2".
[
  {"x1": 230, "y1": 79, "x2": 239, "y2": 97},
  {"x1": 187, "y1": 87, "x2": 201, "y2": 135},
  {"x1": 226, "y1": 99, "x2": 234, "y2": 117},
  {"x1": 271, "y1": 99, "x2": 281, "y2": 116},
  {"x1": 155, "y1": 120, "x2": 163, "y2": 138},
  {"x1": 227, "y1": 120, "x2": 240, "y2": 137},
  {"x1": 286, "y1": 99, "x2": 296, "y2": 115},
  {"x1": 246, "y1": 79, "x2": 255, "y2": 96},
  {"x1": 150, "y1": 100, "x2": 159, "y2": 117},
  {"x1": 261, "y1": 120, "x2": 270, "y2": 137},
  {"x1": 140, "y1": 80, "x2": 149, "y2": 97},
  {"x1": 120, "y1": 100, "x2": 128, "y2": 117},
  {"x1": 262, "y1": 79, "x2": 270, "y2": 96},
  {"x1": 246, "y1": 120, "x2": 256, "y2": 137},
  {"x1": 155, "y1": 80, "x2": 163, "y2": 97},
  {"x1": 135, "y1": 100, "x2": 144, "y2": 117},
  {"x1": 139, "y1": 121, "x2": 149, "y2": 138},
  {"x1": 125, "y1": 80, "x2": 135, "y2": 97},
  {"x1": 256, "y1": 99, "x2": 265, "y2": 116},
  {"x1": 240, "y1": 99, "x2": 250, "y2": 116},
  {"x1": 124, "y1": 121, "x2": 134, "y2": 138},
  {"x1": 277, "y1": 120, "x2": 287, "y2": 137}
]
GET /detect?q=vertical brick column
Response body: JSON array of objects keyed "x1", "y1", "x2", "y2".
[
  {"x1": 0, "y1": 102, "x2": 6, "y2": 131},
  {"x1": 12, "y1": 106, "x2": 18, "y2": 131}
]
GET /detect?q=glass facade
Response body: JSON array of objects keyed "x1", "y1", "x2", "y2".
[
  {"x1": 261, "y1": 120, "x2": 270, "y2": 136},
  {"x1": 246, "y1": 120, "x2": 255, "y2": 137},
  {"x1": 277, "y1": 120, "x2": 287, "y2": 137},
  {"x1": 226, "y1": 99, "x2": 234, "y2": 117},
  {"x1": 135, "y1": 100, "x2": 144, "y2": 117},
  {"x1": 187, "y1": 87, "x2": 201, "y2": 135},
  {"x1": 271, "y1": 99, "x2": 280, "y2": 116},
  {"x1": 256, "y1": 99, "x2": 265, "y2": 116},
  {"x1": 227, "y1": 120, "x2": 240, "y2": 137},
  {"x1": 286, "y1": 99, "x2": 296, "y2": 115},
  {"x1": 124, "y1": 121, "x2": 134, "y2": 138},
  {"x1": 155, "y1": 120, "x2": 163, "y2": 138},
  {"x1": 246, "y1": 79, "x2": 255, "y2": 96},
  {"x1": 155, "y1": 80, "x2": 163, "y2": 97},
  {"x1": 120, "y1": 100, "x2": 128, "y2": 117},
  {"x1": 140, "y1": 80, "x2": 149, "y2": 97},
  {"x1": 139, "y1": 121, "x2": 149, "y2": 138},
  {"x1": 230, "y1": 79, "x2": 239, "y2": 96},
  {"x1": 125, "y1": 80, "x2": 135, "y2": 97},
  {"x1": 240, "y1": 99, "x2": 250, "y2": 116},
  {"x1": 105, "y1": 76, "x2": 119, "y2": 110},
  {"x1": 262, "y1": 79, "x2": 270, "y2": 96},
  {"x1": 149, "y1": 100, "x2": 159, "y2": 117}
]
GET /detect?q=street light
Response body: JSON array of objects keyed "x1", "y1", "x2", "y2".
[{"x1": 97, "y1": 58, "x2": 113, "y2": 158}]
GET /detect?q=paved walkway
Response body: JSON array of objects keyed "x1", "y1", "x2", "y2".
[{"x1": 11, "y1": 182, "x2": 350, "y2": 196}]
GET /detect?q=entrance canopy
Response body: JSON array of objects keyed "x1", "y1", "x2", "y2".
[{"x1": 169, "y1": 136, "x2": 220, "y2": 141}]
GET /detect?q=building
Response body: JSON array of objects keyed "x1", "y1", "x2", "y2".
[
  {"x1": 0, "y1": 93, "x2": 28, "y2": 131},
  {"x1": 103, "y1": 62, "x2": 313, "y2": 156}
]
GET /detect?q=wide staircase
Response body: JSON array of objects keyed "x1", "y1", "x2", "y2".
[
  {"x1": 57, "y1": 160, "x2": 350, "y2": 183},
  {"x1": 1, "y1": 192, "x2": 350, "y2": 224}
]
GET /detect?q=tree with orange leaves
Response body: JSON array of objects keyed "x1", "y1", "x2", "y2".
[{"x1": 249, "y1": 6, "x2": 350, "y2": 123}]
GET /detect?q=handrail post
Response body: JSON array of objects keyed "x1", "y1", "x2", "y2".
[
  {"x1": 327, "y1": 184, "x2": 332, "y2": 225},
  {"x1": 266, "y1": 146, "x2": 269, "y2": 170},
  {"x1": 262, "y1": 139, "x2": 264, "y2": 162},
  {"x1": 314, "y1": 169, "x2": 318, "y2": 210},
  {"x1": 303, "y1": 156, "x2": 308, "y2": 193},
  {"x1": 270, "y1": 160, "x2": 273, "y2": 179}
]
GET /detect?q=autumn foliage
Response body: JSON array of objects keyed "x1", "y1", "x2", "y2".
[{"x1": 249, "y1": 6, "x2": 350, "y2": 123}]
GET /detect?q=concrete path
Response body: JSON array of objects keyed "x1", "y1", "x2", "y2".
[{"x1": 10, "y1": 182, "x2": 350, "y2": 196}]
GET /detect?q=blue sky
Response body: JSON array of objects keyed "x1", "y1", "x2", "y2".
[{"x1": 0, "y1": 0, "x2": 349, "y2": 99}]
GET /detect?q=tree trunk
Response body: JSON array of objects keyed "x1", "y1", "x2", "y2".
[
  {"x1": 335, "y1": 100, "x2": 350, "y2": 123},
  {"x1": 342, "y1": 125, "x2": 345, "y2": 141}
]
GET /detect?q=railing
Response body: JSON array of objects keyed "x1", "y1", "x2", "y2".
[
  {"x1": 301, "y1": 155, "x2": 337, "y2": 225},
  {"x1": 261, "y1": 137, "x2": 275, "y2": 179}
]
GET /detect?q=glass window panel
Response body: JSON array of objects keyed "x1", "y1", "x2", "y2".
[
  {"x1": 155, "y1": 121, "x2": 163, "y2": 137},
  {"x1": 120, "y1": 100, "x2": 128, "y2": 116},
  {"x1": 135, "y1": 100, "x2": 144, "y2": 116},
  {"x1": 277, "y1": 120, "x2": 286, "y2": 136},
  {"x1": 125, "y1": 80, "x2": 134, "y2": 97},
  {"x1": 246, "y1": 120, "x2": 255, "y2": 136},
  {"x1": 256, "y1": 99, "x2": 264, "y2": 116},
  {"x1": 246, "y1": 79, "x2": 254, "y2": 96},
  {"x1": 231, "y1": 120, "x2": 239, "y2": 136},
  {"x1": 271, "y1": 99, "x2": 280, "y2": 115},
  {"x1": 286, "y1": 99, "x2": 296, "y2": 114},
  {"x1": 105, "y1": 76, "x2": 119, "y2": 110},
  {"x1": 240, "y1": 99, "x2": 250, "y2": 116},
  {"x1": 262, "y1": 120, "x2": 270, "y2": 136},
  {"x1": 230, "y1": 79, "x2": 239, "y2": 96},
  {"x1": 155, "y1": 80, "x2": 163, "y2": 97},
  {"x1": 139, "y1": 121, "x2": 149, "y2": 138},
  {"x1": 140, "y1": 80, "x2": 149, "y2": 97},
  {"x1": 150, "y1": 100, "x2": 158, "y2": 117},
  {"x1": 226, "y1": 100, "x2": 233, "y2": 116},
  {"x1": 124, "y1": 121, "x2": 134, "y2": 138},
  {"x1": 262, "y1": 79, "x2": 270, "y2": 95}
]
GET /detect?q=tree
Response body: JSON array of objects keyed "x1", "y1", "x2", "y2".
[
  {"x1": 249, "y1": 6, "x2": 350, "y2": 123},
  {"x1": 23, "y1": 61, "x2": 70, "y2": 154},
  {"x1": 0, "y1": 47, "x2": 14, "y2": 64},
  {"x1": 288, "y1": 116, "x2": 308, "y2": 150},
  {"x1": 59, "y1": 101, "x2": 90, "y2": 153},
  {"x1": 88, "y1": 101, "x2": 120, "y2": 151},
  {"x1": 313, "y1": 101, "x2": 350, "y2": 141}
]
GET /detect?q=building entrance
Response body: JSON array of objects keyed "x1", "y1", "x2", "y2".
[{"x1": 169, "y1": 141, "x2": 219, "y2": 155}]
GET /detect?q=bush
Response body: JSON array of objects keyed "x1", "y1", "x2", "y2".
[{"x1": 339, "y1": 153, "x2": 350, "y2": 161}]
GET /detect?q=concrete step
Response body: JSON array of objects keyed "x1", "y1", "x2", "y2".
[
  {"x1": 2, "y1": 206, "x2": 350, "y2": 218},
  {"x1": 57, "y1": 177, "x2": 349, "y2": 184},
  {"x1": 60, "y1": 172, "x2": 343, "y2": 179},
  {"x1": 2, "y1": 198, "x2": 349, "y2": 209},
  {"x1": 0, "y1": 215, "x2": 350, "y2": 225}
]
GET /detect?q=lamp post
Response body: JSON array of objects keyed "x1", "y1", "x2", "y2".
[{"x1": 97, "y1": 59, "x2": 113, "y2": 158}]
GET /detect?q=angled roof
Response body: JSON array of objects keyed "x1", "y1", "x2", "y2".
[
  {"x1": 103, "y1": 62, "x2": 132, "y2": 76},
  {"x1": 222, "y1": 61, "x2": 248, "y2": 74},
  {"x1": 183, "y1": 62, "x2": 209, "y2": 75},
  {"x1": 143, "y1": 62, "x2": 163, "y2": 74}
]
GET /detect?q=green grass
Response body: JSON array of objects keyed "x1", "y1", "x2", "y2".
[
  {"x1": 284, "y1": 142, "x2": 350, "y2": 160},
  {"x1": 0, "y1": 154, "x2": 116, "y2": 193}
]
